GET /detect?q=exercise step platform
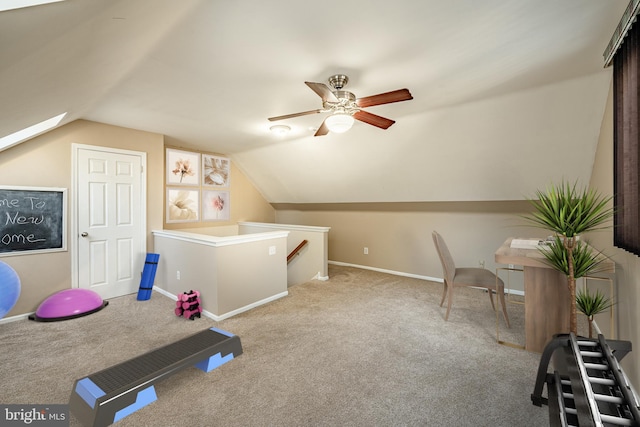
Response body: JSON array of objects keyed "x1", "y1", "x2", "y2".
[{"x1": 69, "y1": 327, "x2": 242, "y2": 427}]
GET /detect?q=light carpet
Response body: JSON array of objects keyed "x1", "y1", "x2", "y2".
[{"x1": 0, "y1": 265, "x2": 550, "y2": 426}]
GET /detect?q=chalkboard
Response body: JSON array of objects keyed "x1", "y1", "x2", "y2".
[{"x1": 0, "y1": 186, "x2": 67, "y2": 256}]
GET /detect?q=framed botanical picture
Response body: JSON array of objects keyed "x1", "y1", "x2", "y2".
[
  {"x1": 202, "y1": 190, "x2": 230, "y2": 221},
  {"x1": 166, "y1": 188, "x2": 199, "y2": 223},
  {"x1": 166, "y1": 148, "x2": 200, "y2": 186},
  {"x1": 202, "y1": 154, "x2": 230, "y2": 187}
]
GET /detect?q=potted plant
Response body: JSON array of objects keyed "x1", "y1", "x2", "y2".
[
  {"x1": 576, "y1": 287, "x2": 614, "y2": 338},
  {"x1": 523, "y1": 181, "x2": 614, "y2": 336}
]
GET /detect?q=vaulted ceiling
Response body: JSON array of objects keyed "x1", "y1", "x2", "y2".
[{"x1": 0, "y1": 0, "x2": 628, "y2": 202}]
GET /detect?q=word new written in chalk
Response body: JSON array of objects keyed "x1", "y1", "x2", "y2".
[{"x1": 0, "y1": 188, "x2": 65, "y2": 254}]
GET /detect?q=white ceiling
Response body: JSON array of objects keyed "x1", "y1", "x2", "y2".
[{"x1": 0, "y1": 0, "x2": 629, "y2": 203}]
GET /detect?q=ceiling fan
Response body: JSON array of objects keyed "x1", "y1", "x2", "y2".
[{"x1": 268, "y1": 74, "x2": 413, "y2": 136}]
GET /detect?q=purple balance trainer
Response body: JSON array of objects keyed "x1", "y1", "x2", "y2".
[{"x1": 29, "y1": 289, "x2": 108, "y2": 322}]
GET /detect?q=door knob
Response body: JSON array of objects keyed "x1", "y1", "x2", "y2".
[{"x1": 81, "y1": 232, "x2": 88, "y2": 237}]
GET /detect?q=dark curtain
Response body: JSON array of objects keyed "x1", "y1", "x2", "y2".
[{"x1": 614, "y1": 20, "x2": 640, "y2": 257}]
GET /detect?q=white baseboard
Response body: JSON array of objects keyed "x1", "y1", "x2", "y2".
[
  {"x1": 206, "y1": 291, "x2": 289, "y2": 321},
  {"x1": 152, "y1": 286, "x2": 177, "y2": 301},
  {"x1": 0, "y1": 313, "x2": 32, "y2": 325},
  {"x1": 152, "y1": 286, "x2": 288, "y2": 321},
  {"x1": 327, "y1": 260, "x2": 526, "y2": 296},
  {"x1": 314, "y1": 271, "x2": 329, "y2": 281},
  {"x1": 329, "y1": 260, "x2": 443, "y2": 283}
]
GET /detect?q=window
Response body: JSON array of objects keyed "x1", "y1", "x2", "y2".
[
  {"x1": 613, "y1": 18, "x2": 640, "y2": 256},
  {"x1": 0, "y1": 113, "x2": 66, "y2": 152},
  {"x1": 0, "y1": 0, "x2": 64, "y2": 12}
]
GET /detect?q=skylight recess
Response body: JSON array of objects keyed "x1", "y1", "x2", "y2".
[
  {"x1": 0, "y1": 0, "x2": 65, "y2": 12},
  {"x1": 0, "y1": 113, "x2": 67, "y2": 151}
]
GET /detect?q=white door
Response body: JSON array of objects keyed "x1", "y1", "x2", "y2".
[{"x1": 75, "y1": 145, "x2": 146, "y2": 300}]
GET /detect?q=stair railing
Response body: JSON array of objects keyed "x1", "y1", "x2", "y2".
[{"x1": 287, "y1": 240, "x2": 308, "y2": 264}]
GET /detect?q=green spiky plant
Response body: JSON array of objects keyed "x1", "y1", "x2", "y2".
[
  {"x1": 576, "y1": 287, "x2": 614, "y2": 338},
  {"x1": 523, "y1": 181, "x2": 614, "y2": 335}
]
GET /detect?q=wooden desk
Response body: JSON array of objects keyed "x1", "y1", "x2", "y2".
[{"x1": 495, "y1": 237, "x2": 614, "y2": 353}]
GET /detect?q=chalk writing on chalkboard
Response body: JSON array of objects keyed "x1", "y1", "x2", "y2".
[{"x1": 0, "y1": 186, "x2": 67, "y2": 256}]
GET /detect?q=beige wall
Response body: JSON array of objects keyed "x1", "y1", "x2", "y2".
[
  {"x1": 239, "y1": 222, "x2": 330, "y2": 285},
  {"x1": 274, "y1": 201, "x2": 539, "y2": 288},
  {"x1": 152, "y1": 230, "x2": 288, "y2": 318},
  {"x1": 0, "y1": 119, "x2": 274, "y2": 318}
]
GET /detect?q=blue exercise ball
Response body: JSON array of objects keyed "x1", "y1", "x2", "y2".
[{"x1": 0, "y1": 261, "x2": 20, "y2": 318}]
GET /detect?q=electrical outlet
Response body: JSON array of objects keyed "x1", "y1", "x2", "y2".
[
  {"x1": 364, "y1": 247, "x2": 369, "y2": 255},
  {"x1": 269, "y1": 246, "x2": 276, "y2": 255},
  {"x1": 479, "y1": 260, "x2": 485, "y2": 269},
  {"x1": 176, "y1": 270, "x2": 181, "y2": 280}
]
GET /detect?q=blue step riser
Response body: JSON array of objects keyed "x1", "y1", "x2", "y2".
[{"x1": 69, "y1": 327, "x2": 242, "y2": 427}]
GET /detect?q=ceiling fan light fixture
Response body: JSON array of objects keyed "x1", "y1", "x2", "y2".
[
  {"x1": 267, "y1": 75, "x2": 413, "y2": 137},
  {"x1": 325, "y1": 113, "x2": 354, "y2": 133},
  {"x1": 270, "y1": 124, "x2": 291, "y2": 135}
]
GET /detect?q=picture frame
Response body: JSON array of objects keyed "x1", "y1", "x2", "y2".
[
  {"x1": 202, "y1": 190, "x2": 230, "y2": 221},
  {"x1": 166, "y1": 148, "x2": 200, "y2": 186},
  {"x1": 166, "y1": 188, "x2": 199, "y2": 223},
  {"x1": 202, "y1": 154, "x2": 230, "y2": 187}
]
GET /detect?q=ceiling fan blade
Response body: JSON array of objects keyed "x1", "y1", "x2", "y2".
[
  {"x1": 305, "y1": 82, "x2": 339, "y2": 103},
  {"x1": 268, "y1": 109, "x2": 323, "y2": 121},
  {"x1": 353, "y1": 110, "x2": 396, "y2": 129},
  {"x1": 356, "y1": 88, "x2": 413, "y2": 108},
  {"x1": 314, "y1": 119, "x2": 330, "y2": 137}
]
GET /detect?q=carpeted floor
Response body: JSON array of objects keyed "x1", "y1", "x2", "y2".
[{"x1": 0, "y1": 264, "x2": 550, "y2": 426}]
